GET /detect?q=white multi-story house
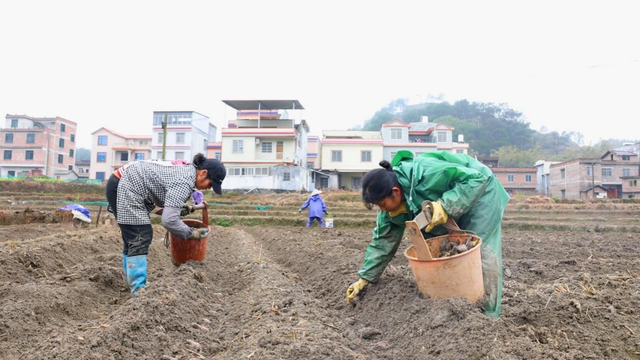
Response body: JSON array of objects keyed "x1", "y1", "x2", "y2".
[
  {"x1": 220, "y1": 100, "x2": 311, "y2": 191},
  {"x1": 382, "y1": 117, "x2": 468, "y2": 161},
  {"x1": 90, "y1": 128, "x2": 152, "y2": 181},
  {"x1": 320, "y1": 130, "x2": 383, "y2": 190},
  {"x1": 151, "y1": 111, "x2": 217, "y2": 162}
]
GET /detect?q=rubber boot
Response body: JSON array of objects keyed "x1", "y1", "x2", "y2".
[
  {"x1": 122, "y1": 254, "x2": 127, "y2": 278},
  {"x1": 126, "y1": 255, "x2": 147, "y2": 296}
]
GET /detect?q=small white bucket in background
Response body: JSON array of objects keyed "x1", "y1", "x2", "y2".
[{"x1": 325, "y1": 218, "x2": 334, "y2": 228}]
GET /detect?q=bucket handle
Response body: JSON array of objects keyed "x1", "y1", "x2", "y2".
[
  {"x1": 202, "y1": 201, "x2": 209, "y2": 226},
  {"x1": 443, "y1": 217, "x2": 479, "y2": 237}
]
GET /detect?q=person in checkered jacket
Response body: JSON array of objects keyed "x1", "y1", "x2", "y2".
[{"x1": 105, "y1": 153, "x2": 226, "y2": 295}]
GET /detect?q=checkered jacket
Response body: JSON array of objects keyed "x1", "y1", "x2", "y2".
[{"x1": 116, "y1": 160, "x2": 196, "y2": 225}]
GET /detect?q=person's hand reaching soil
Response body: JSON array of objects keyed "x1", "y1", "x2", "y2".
[{"x1": 346, "y1": 278, "x2": 369, "y2": 304}]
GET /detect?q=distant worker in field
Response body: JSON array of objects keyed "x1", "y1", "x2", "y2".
[
  {"x1": 298, "y1": 189, "x2": 329, "y2": 228},
  {"x1": 105, "y1": 153, "x2": 226, "y2": 296},
  {"x1": 346, "y1": 151, "x2": 509, "y2": 317}
]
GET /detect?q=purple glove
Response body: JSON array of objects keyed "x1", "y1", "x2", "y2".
[{"x1": 192, "y1": 190, "x2": 204, "y2": 205}]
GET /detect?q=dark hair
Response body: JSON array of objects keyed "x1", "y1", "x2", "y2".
[
  {"x1": 193, "y1": 153, "x2": 207, "y2": 169},
  {"x1": 361, "y1": 160, "x2": 401, "y2": 209}
]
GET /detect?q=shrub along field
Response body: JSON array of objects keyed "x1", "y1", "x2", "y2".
[{"x1": 0, "y1": 182, "x2": 639, "y2": 359}]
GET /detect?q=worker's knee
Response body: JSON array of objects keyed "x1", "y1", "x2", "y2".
[{"x1": 120, "y1": 224, "x2": 153, "y2": 256}]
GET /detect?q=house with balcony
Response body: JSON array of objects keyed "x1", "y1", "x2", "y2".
[
  {"x1": 220, "y1": 100, "x2": 311, "y2": 191},
  {"x1": 0, "y1": 115, "x2": 77, "y2": 178},
  {"x1": 151, "y1": 111, "x2": 217, "y2": 162},
  {"x1": 381, "y1": 117, "x2": 468, "y2": 161},
  {"x1": 90, "y1": 128, "x2": 152, "y2": 180},
  {"x1": 320, "y1": 130, "x2": 383, "y2": 190},
  {"x1": 534, "y1": 160, "x2": 561, "y2": 196}
]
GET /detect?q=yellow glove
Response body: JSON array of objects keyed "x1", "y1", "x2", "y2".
[
  {"x1": 346, "y1": 278, "x2": 369, "y2": 304},
  {"x1": 424, "y1": 201, "x2": 448, "y2": 233}
]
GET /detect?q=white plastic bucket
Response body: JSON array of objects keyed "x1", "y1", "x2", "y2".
[{"x1": 325, "y1": 218, "x2": 334, "y2": 228}]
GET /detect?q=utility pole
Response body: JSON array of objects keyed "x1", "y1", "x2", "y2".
[{"x1": 161, "y1": 114, "x2": 168, "y2": 161}]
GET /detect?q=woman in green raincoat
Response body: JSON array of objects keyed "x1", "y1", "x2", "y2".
[{"x1": 346, "y1": 150, "x2": 509, "y2": 317}]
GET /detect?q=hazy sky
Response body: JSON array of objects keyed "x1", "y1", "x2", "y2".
[{"x1": 1, "y1": 1, "x2": 639, "y2": 149}]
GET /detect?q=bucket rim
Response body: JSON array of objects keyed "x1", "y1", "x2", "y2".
[{"x1": 404, "y1": 237, "x2": 482, "y2": 263}]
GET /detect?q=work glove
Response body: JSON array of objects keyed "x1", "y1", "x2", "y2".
[
  {"x1": 324, "y1": 211, "x2": 330, "y2": 216},
  {"x1": 298, "y1": 209, "x2": 302, "y2": 213},
  {"x1": 180, "y1": 205, "x2": 195, "y2": 217},
  {"x1": 189, "y1": 227, "x2": 209, "y2": 240},
  {"x1": 346, "y1": 278, "x2": 369, "y2": 304},
  {"x1": 191, "y1": 190, "x2": 204, "y2": 205},
  {"x1": 424, "y1": 200, "x2": 448, "y2": 233}
]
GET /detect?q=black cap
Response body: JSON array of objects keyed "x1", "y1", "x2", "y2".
[{"x1": 202, "y1": 159, "x2": 226, "y2": 194}]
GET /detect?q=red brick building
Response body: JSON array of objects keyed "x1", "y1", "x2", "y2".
[{"x1": 0, "y1": 115, "x2": 77, "y2": 178}]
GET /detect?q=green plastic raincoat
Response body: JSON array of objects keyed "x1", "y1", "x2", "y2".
[{"x1": 357, "y1": 150, "x2": 510, "y2": 317}]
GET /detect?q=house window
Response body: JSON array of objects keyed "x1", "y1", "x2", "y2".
[
  {"x1": 262, "y1": 142, "x2": 273, "y2": 153},
  {"x1": 60, "y1": 123, "x2": 66, "y2": 132},
  {"x1": 602, "y1": 168, "x2": 612, "y2": 177},
  {"x1": 587, "y1": 166, "x2": 592, "y2": 176},
  {"x1": 70, "y1": 134, "x2": 75, "y2": 142},
  {"x1": 27, "y1": 133, "x2": 35, "y2": 143},
  {"x1": 215, "y1": 152, "x2": 221, "y2": 161},
  {"x1": 390, "y1": 151, "x2": 397, "y2": 159},
  {"x1": 156, "y1": 151, "x2": 162, "y2": 160},
  {"x1": 8, "y1": 171, "x2": 15, "y2": 177},
  {"x1": 176, "y1": 133, "x2": 185, "y2": 144},
  {"x1": 120, "y1": 152, "x2": 129, "y2": 161},
  {"x1": 98, "y1": 135, "x2": 107, "y2": 145},
  {"x1": 525, "y1": 174, "x2": 532, "y2": 182},
  {"x1": 232, "y1": 140, "x2": 244, "y2": 153},
  {"x1": 390, "y1": 129, "x2": 402, "y2": 140},
  {"x1": 69, "y1": 149, "x2": 74, "y2": 157},
  {"x1": 623, "y1": 168, "x2": 631, "y2": 177},
  {"x1": 307, "y1": 162, "x2": 314, "y2": 168},
  {"x1": 361, "y1": 151, "x2": 371, "y2": 162},
  {"x1": 255, "y1": 167, "x2": 269, "y2": 176},
  {"x1": 97, "y1": 152, "x2": 106, "y2": 162},
  {"x1": 630, "y1": 180, "x2": 634, "y2": 187},
  {"x1": 5, "y1": 133, "x2": 13, "y2": 143},
  {"x1": 157, "y1": 133, "x2": 163, "y2": 143},
  {"x1": 59, "y1": 138, "x2": 64, "y2": 148},
  {"x1": 331, "y1": 150, "x2": 342, "y2": 162},
  {"x1": 561, "y1": 190, "x2": 566, "y2": 199},
  {"x1": 96, "y1": 172, "x2": 105, "y2": 180},
  {"x1": 507, "y1": 174, "x2": 514, "y2": 182},
  {"x1": 622, "y1": 155, "x2": 630, "y2": 161},
  {"x1": 175, "y1": 152, "x2": 184, "y2": 160},
  {"x1": 68, "y1": 165, "x2": 73, "y2": 171},
  {"x1": 352, "y1": 177, "x2": 362, "y2": 188},
  {"x1": 283, "y1": 172, "x2": 291, "y2": 181},
  {"x1": 456, "y1": 150, "x2": 464, "y2": 154},
  {"x1": 25, "y1": 150, "x2": 34, "y2": 160},
  {"x1": 561, "y1": 169, "x2": 565, "y2": 179},
  {"x1": 3, "y1": 150, "x2": 11, "y2": 160},
  {"x1": 135, "y1": 153, "x2": 144, "y2": 160},
  {"x1": 11, "y1": 119, "x2": 18, "y2": 128},
  {"x1": 58, "y1": 154, "x2": 63, "y2": 164},
  {"x1": 320, "y1": 177, "x2": 329, "y2": 188},
  {"x1": 437, "y1": 132, "x2": 447, "y2": 142}
]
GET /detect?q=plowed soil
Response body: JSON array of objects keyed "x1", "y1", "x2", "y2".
[{"x1": 1, "y1": 223, "x2": 639, "y2": 359}]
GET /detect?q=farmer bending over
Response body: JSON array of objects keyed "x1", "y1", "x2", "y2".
[
  {"x1": 105, "y1": 153, "x2": 226, "y2": 295},
  {"x1": 346, "y1": 151, "x2": 509, "y2": 317}
]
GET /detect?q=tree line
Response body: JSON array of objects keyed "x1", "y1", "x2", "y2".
[{"x1": 358, "y1": 99, "x2": 636, "y2": 167}]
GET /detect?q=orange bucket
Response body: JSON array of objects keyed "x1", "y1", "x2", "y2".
[
  {"x1": 404, "y1": 227, "x2": 484, "y2": 303},
  {"x1": 169, "y1": 203, "x2": 210, "y2": 265}
]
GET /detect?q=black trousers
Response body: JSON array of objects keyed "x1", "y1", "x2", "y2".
[{"x1": 106, "y1": 174, "x2": 153, "y2": 256}]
